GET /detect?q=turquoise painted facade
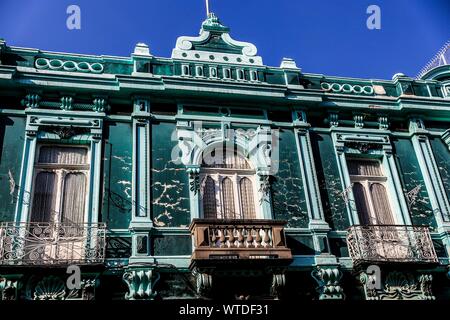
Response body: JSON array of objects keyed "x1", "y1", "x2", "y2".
[{"x1": 0, "y1": 14, "x2": 450, "y2": 300}]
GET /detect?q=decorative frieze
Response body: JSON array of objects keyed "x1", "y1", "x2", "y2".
[
  {"x1": 21, "y1": 275, "x2": 97, "y2": 300},
  {"x1": 21, "y1": 93, "x2": 110, "y2": 113},
  {"x1": 321, "y1": 82, "x2": 374, "y2": 95},
  {"x1": 35, "y1": 58, "x2": 104, "y2": 74},
  {"x1": 360, "y1": 270, "x2": 435, "y2": 300}
]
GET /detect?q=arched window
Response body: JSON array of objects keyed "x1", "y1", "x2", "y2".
[
  {"x1": 371, "y1": 183, "x2": 394, "y2": 225},
  {"x1": 222, "y1": 178, "x2": 236, "y2": 219},
  {"x1": 202, "y1": 176, "x2": 217, "y2": 219},
  {"x1": 240, "y1": 177, "x2": 256, "y2": 219},
  {"x1": 200, "y1": 149, "x2": 257, "y2": 220},
  {"x1": 352, "y1": 182, "x2": 370, "y2": 225}
]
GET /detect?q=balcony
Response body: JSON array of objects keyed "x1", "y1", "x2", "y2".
[
  {"x1": 0, "y1": 222, "x2": 106, "y2": 266},
  {"x1": 189, "y1": 219, "x2": 292, "y2": 268},
  {"x1": 347, "y1": 225, "x2": 438, "y2": 266}
]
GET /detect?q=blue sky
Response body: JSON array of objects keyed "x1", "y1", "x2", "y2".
[{"x1": 0, "y1": 0, "x2": 449, "y2": 79}]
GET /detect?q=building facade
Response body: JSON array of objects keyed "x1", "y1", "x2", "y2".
[{"x1": 0, "y1": 14, "x2": 450, "y2": 301}]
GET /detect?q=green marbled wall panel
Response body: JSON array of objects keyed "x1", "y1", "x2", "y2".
[
  {"x1": 0, "y1": 116, "x2": 25, "y2": 222},
  {"x1": 430, "y1": 137, "x2": 450, "y2": 221},
  {"x1": 102, "y1": 122, "x2": 133, "y2": 229},
  {"x1": 393, "y1": 138, "x2": 436, "y2": 228},
  {"x1": 270, "y1": 129, "x2": 308, "y2": 228},
  {"x1": 310, "y1": 132, "x2": 349, "y2": 230},
  {"x1": 153, "y1": 235, "x2": 192, "y2": 256},
  {"x1": 151, "y1": 122, "x2": 190, "y2": 227}
]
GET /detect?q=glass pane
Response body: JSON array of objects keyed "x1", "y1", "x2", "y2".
[
  {"x1": 202, "y1": 148, "x2": 251, "y2": 169},
  {"x1": 38, "y1": 146, "x2": 87, "y2": 165},
  {"x1": 222, "y1": 177, "x2": 236, "y2": 219},
  {"x1": 61, "y1": 173, "x2": 86, "y2": 225},
  {"x1": 240, "y1": 177, "x2": 256, "y2": 219},
  {"x1": 30, "y1": 172, "x2": 57, "y2": 223},
  {"x1": 202, "y1": 176, "x2": 217, "y2": 219},
  {"x1": 347, "y1": 160, "x2": 382, "y2": 176},
  {"x1": 352, "y1": 183, "x2": 371, "y2": 225},
  {"x1": 371, "y1": 183, "x2": 395, "y2": 225}
]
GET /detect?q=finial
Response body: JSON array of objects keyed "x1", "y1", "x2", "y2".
[{"x1": 205, "y1": 0, "x2": 210, "y2": 17}]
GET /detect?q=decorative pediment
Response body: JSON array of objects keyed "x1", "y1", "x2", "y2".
[{"x1": 171, "y1": 13, "x2": 263, "y2": 66}]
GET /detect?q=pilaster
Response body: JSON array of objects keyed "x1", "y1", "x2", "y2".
[
  {"x1": 293, "y1": 111, "x2": 332, "y2": 257},
  {"x1": 129, "y1": 98, "x2": 153, "y2": 262},
  {"x1": 409, "y1": 118, "x2": 450, "y2": 227}
]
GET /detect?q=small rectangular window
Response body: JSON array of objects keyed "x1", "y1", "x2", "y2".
[
  {"x1": 209, "y1": 66, "x2": 218, "y2": 79},
  {"x1": 237, "y1": 69, "x2": 245, "y2": 81},
  {"x1": 195, "y1": 65, "x2": 204, "y2": 77},
  {"x1": 223, "y1": 68, "x2": 231, "y2": 80},
  {"x1": 181, "y1": 64, "x2": 190, "y2": 76}
]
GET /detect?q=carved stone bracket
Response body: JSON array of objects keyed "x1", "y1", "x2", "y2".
[
  {"x1": 311, "y1": 266, "x2": 345, "y2": 300},
  {"x1": 409, "y1": 117, "x2": 427, "y2": 133},
  {"x1": 123, "y1": 268, "x2": 160, "y2": 300},
  {"x1": 195, "y1": 270, "x2": 213, "y2": 298},
  {"x1": 353, "y1": 114, "x2": 364, "y2": 128},
  {"x1": 92, "y1": 98, "x2": 108, "y2": 112},
  {"x1": 378, "y1": 115, "x2": 389, "y2": 130},
  {"x1": 21, "y1": 93, "x2": 41, "y2": 109},
  {"x1": 60, "y1": 96, "x2": 74, "y2": 111},
  {"x1": 270, "y1": 273, "x2": 286, "y2": 300},
  {"x1": 329, "y1": 113, "x2": 339, "y2": 127},
  {"x1": 359, "y1": 270, "x2": 435, "y2": 300},
  {"x1": 0, "y1": 277, "x2": 21, "y2": 300},
  {"x1": 442, "y1": 129, "x2": 450, "y2": 151}
]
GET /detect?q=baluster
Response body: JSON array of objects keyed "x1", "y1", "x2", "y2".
[
  {"x1": 237, "y1": 228, "x2": 244, "y2": 248},
  {"x1": 246, "y1": 227, "x2": 254, "y2": 248},
  {"x1": 255, "y1": 227, "x2": 262, "y2": 248},
  {"x1": 228, "y1": 227, "x2": 235, "y2": 248},
  {"x1": 263, "y1": 228, "x2": 271, "y2": 247},
  {"x1": 210, "y1": 228, "x2": 216, "y2": 247},
  {"x1": 219, "y1": 228, "x2": 226, "y2": 248}
]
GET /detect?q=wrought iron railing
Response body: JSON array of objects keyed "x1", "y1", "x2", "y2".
[
  {"x1": 0, "y1": 222, "x2": 106, "y2": 266},
  {"x1": 347, "y1": 225, "x2": 438, "y2": 265},
  {"x1": 189, "y1": 219, "x2": 292, "y2": 262}
]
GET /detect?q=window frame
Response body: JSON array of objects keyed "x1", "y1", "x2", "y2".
[
  {"x1": 199, "y1": 160, "x2": 259, "y2": 220},
  {"x1": 347, "y1": 157, "x2": 396, "y2": 225},
  {"x1": 29, "y1": 144, "x2": 91, "y2": 225}
]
